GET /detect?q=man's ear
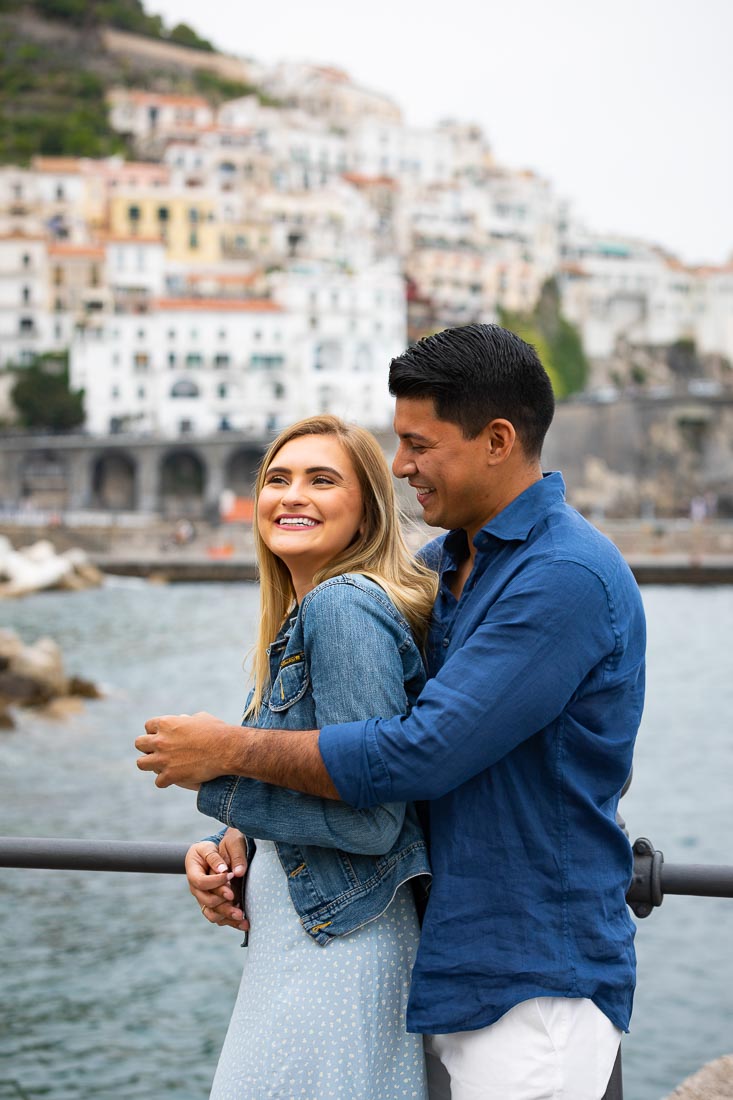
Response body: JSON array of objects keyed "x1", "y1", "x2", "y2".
[{"x1": 485, "y1": 419, "x2": 516, "y2": 465}]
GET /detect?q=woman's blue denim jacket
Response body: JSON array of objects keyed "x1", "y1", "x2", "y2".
[{"x1": 197, "y1": 573, "x2": 431, "y2": 946}]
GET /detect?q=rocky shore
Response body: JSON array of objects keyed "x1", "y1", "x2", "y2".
[
  {"x1": 0, "y1": 628, "x2": 100, "y2": 729},
  {"x1": 0, "y1": 536, "x2": 104, "y2": 598},
  {"x1": 664, "y1": 1054, "x2": 733, "y2": 1099}
]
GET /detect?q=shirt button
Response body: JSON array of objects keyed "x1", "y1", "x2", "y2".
[{"x1": 442, "y1": 638, "x2": 450, "y2": 647}]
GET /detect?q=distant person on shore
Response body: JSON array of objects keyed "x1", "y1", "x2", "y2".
[
  {"x1": 145, "y1": 415, "x2": 436, "y2": 1098},
  {"x1": 139, "y1": 324, "x2": 647, "y2": 1100}
]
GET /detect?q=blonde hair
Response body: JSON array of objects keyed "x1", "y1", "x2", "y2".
[{"x1": 246, "y1": 415, "x2": 438, "y2": 717}]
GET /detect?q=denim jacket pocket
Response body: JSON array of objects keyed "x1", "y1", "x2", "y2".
[{"x1": 268, "y1": 653, "x2": 310, "y2": 711}]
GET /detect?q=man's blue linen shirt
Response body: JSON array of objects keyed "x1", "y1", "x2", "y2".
[{"x1": 319, "y1": 472, "x2": 646, "y2": 1035}]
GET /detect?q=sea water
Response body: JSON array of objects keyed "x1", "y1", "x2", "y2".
[{"x1": 0, "y1": 582, "x2": 731, "y2": 1100}]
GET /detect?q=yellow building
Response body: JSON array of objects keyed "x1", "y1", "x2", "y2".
[{"x1": 108, "y1": 189, "x2": 221, "y2": 264}]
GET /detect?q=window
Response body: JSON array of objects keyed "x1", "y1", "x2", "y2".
[
  {"x1": 21, "y1": 286, "x2": 30, "y2": 304},
  {"x1": 53, "y1": 266, "x2": 63, "y2": 286},
  {"x1": 214, "y1": 354, "x2": 230, "y2": 368},
  {"x1": 250, "y1": 354, "x2": 285, "y2": 371},
  {"x1": 19, "y1": 317, "x2": 34, "y2": 333},
  {"x1": 168, "y1": 352, "x2": 176, "y2": 368},
  {"x1": 217, "y1": 383, "x2": 228, "y2": 399},
  {"x1": 133, "y1": 352, "x2": 149, "y2": 371},
  {"x1": 171, "y1": 379, "x2": 200, "y2": 398},
  {"x1": 22, "y1": 253, "x2": 30, "y2": 269},
  {"x1": 90, "y1": 265, "x2": 99, "y2": 287},
  {"x1": 137, "y1": 386, "x2": 146, "y2": 399},
  {"x1": 185, "y1": 353, "x2": 203, "y2": 368}
]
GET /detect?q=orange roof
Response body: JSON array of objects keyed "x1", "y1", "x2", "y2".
[
  {"x1": 694, "y1": 262, "x2": 733, "y2": 276},
  {"x1": 187, "y1": 272, "x2": 260, "y2": 285},
  {"x1": 315, "y1": 66, "x2": 350, "y2": 83},
  {"x1": 342, "y1": 172, "x2": 398, "y2": 189},
  {"x1": 117, "y1": 90, "x2": 210, "y2": 109},
  {"x1": 0, "y1": 232, "x2": 45, "y2": 242},
  {"x1": 103, "y1": 234, "x2": 165, "y2": 245},
  {"x1": 154, "y1": 298, "x2": 282, "y2": 312},
  {"x1": 48, "y1": 243, "x2": 105, "y2": 258},
  {"x1": 32, "y1": 157, "x2": 83, "y2": 173}
]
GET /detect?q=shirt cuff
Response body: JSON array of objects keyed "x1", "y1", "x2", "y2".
[{"x1": 319, "y1": 718, "x2": 390, "y2": 808}]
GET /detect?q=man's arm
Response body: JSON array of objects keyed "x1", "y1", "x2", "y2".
[
  {"x1": 135, "y1": 711, "x2": 336, "y2": 797},
  {"x1": 137, "y1": 560, "x2": 641, "y2": 806}
]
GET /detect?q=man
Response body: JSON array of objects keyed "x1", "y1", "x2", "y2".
[{"x1": 137, "y1": 323, "x2": 646, "y2": 1100}]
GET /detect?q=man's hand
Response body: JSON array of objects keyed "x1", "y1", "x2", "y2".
[
  {"x1": 137, "y1": 713, "x2": 340, "y2": 799},
  {"x1": 135, "y1": 711, "x2": 241, "y2": 788},
  {"x1": 185, "y1": 831, "x2": 249, "y2": 932}
]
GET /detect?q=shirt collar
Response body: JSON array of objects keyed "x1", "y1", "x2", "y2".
[
  {"x1": 478, "y1": 471, "x2": 566, "y2": 547},
  {"x1": 441, "y1": 471, "x2": 566, "y2": 566}
]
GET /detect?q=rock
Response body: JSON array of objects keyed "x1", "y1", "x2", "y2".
[
  {"x1": 0, "y1": 540, "x2": 103, "y2": 597},
  {"x1": 665, "y1": 1054, "x2": 733, "y2": 1099},
  {"x1": 10, "y1": 637, "x2": 68, "y2": 697},
  {"x1": 40, "y1": 696, "x2": 85, "y2": 720},
  {"x1": 0, "y1": 671, "x2": 54, "y2": 706},
  {"x1": 0, "y1": 629, "x2": 100, "y2": 719},
  {"x1": 0, "y1": 700, "x2": 16, "y2": 729},
  {"x1": 68, "y1": 675, "x2": 102, "y2": 699},
  {"x1": 0, "y1": 629, "x2": 25, "y2": 663}
]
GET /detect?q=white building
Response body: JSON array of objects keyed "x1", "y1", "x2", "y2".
[
  {"x1": 107, "y1": 90, "x2": 215, "y2": 143},
  {"x1": 0, "y1": 235, "x2": 52, "y2": 367},
  {"x1": 69, "y1": 261, "x2": 406, "y2": 437},
  {"x1": 558, "y1": 234, "x2": 697, "y2": 359},
  {"x1": 696, "y1": 264, "x2": 733, "y2": 362}
]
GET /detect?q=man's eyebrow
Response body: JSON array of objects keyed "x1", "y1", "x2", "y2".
[{"x1": 398, "y1": 431, "x2": 431, "y2": 443}]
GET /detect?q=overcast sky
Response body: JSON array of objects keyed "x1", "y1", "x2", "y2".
[{"x1": 151, "y1": 0, "x2": 733, "y2": 266}]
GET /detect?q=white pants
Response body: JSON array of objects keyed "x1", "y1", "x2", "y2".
[{"x1": 424, "y1": 997, "x2": 622, "y2": 1100}]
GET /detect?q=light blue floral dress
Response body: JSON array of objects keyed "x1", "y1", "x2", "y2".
[
  {"x1": 209, "y1": 840, "x2": 427, "y2": 1100},
  {"x1": 203, "y1": 577, "x2": 430, "y2": 1099}
]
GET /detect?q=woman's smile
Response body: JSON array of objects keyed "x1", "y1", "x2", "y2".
[{"x1": 258, "y1": 434, "x2": 364, "y2": 600}]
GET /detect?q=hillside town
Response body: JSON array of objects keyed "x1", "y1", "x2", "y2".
[{"x1": 2, "y1": 30, "x2": 732, "y2": 442}]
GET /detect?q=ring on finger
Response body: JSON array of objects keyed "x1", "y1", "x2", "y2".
[{"x1": 200, "y1": 904, "x2": 209, "y2": 916}]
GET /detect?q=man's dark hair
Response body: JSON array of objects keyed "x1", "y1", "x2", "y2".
[{"x1": 389, "y1": 324, "x2": 555, "y2": 458}]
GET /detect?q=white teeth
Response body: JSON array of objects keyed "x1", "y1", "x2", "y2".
[{"x1": 277, "y1": 517, "x2": 318, "y2": 527}]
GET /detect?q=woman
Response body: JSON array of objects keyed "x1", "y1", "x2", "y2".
[{"x1": 186, "y1": 415, "x2": 437, "y2": 1099}]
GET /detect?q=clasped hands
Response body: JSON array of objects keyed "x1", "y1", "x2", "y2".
[
  {"x1": 135, "y1": 710, "x2": 237, "y2": 789},
  {"x1": 187, "y1": 828, "x2": 250, "y2": 933},
  {"x1": 137, "y1": 713, "x2": 250, "y2": 931}
]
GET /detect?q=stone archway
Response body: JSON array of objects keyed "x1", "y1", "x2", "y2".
[
  {"x1": 224, "y1": 446, "x2": 263, "y2": 498},
  {"x1": 20, "y1": 450, "x2": 69, "y2": 510},
  {"x1": 159, "y1": 448, "x2": 207, "y2": 517},
  {"x1": 91, "y1": 451, "x2": 136, "y2": 510}
]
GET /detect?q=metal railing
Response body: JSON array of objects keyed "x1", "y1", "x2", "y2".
[{"x1": 3, "y1": 833, "x2": 733, "y2": 1100}]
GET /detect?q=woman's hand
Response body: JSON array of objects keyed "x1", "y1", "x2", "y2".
[{"x1": 185, "y1": 830, "x2": 249, "y2": 932}]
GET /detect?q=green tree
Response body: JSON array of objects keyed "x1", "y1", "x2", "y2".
[
  {"x1": 167, "y1": 21, "x2": 214, "y2": 50},
  {"x1": 11, "y1": 355, "x2": 85, "y2": 431},
  {"x1": 500, "y1": 278, "x2": 589, "y2": 398}
]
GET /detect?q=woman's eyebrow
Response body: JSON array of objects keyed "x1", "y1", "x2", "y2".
[{"x1": 265, "y1": 465, "x2": 344, "y2": 478}]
